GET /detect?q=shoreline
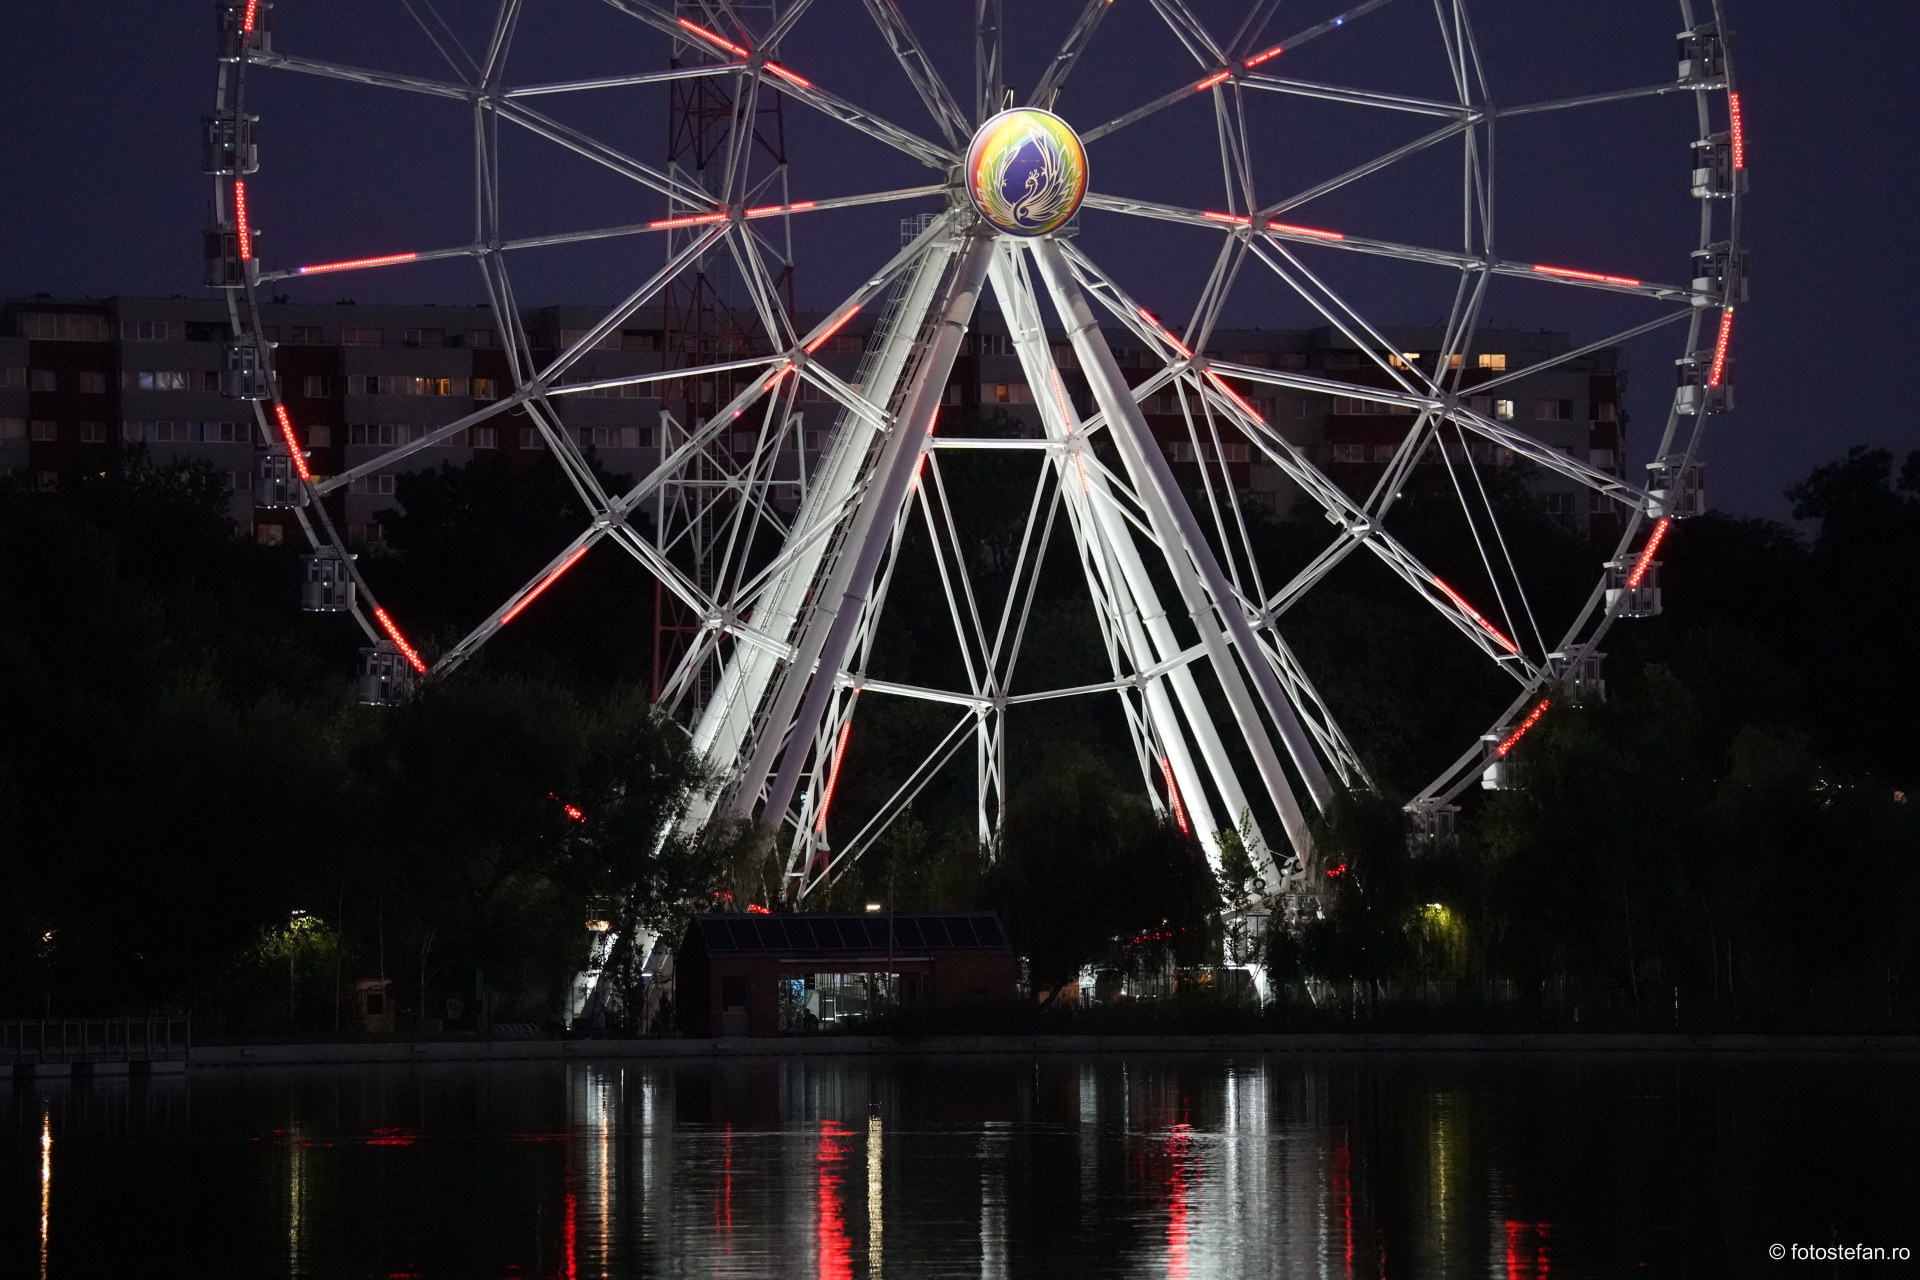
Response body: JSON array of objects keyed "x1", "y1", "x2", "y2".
[{"x1": 171, "y1": 1030, "x2": 1920, "y2": 1070}]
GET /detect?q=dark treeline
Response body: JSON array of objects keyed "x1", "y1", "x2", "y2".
[{"x1": 3, "y1": 438, "x2": 1917, "y2": 1032}]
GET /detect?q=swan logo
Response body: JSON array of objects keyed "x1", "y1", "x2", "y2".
[{"x1": 965, "y1": 109, "x2": 1088, "y2": 237}]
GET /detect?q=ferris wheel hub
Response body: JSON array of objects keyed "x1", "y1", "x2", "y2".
[{"x1": 964, "y1": 109, "x2": 1088, "y2": 237}]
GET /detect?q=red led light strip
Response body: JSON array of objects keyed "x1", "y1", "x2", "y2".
[
  {"x1": 1432, "y1": 577, "x2": 1521, "y2": 656},
  {"x1": 1707, "y1": 308, "x2": 1734, "y2": 388},
  {"x1": 1203, "y1": 211, "x2": 1252, "y2": 227},
  {"x1": 1494, "y1": 698, "x2": 1551, "y2": 758},
  {"x1": 814, "y1": 721, "x2": 853, "y2": 832},
  {"x1": 242, "y1": 0, "x2": 259, "y2": 33},
  {"x1": 745, "y1": 201, "x2": 815, "y2": 219},
  {"x1": 1194, "y1": 44, "x2": 1284, "y2": 93},
  {"x1": 1205, "y1": 371, "x2": 1266, "y2": 424},
  {"x1": 232, "y1": 179, "x2": 253, "y2": 263},
  {"x1": 373, "y1": 607, "x2": 427, "y2": 674},
  {"x1": 804, "y1": 304, "x2": 860, "y2": 354},
  {"x1": 1626, "y1": 517, "x2": 1670, "y2": 590},
  {"x1": 1195, "y1": 70, "x2": 1231, "y2": 91},
  {"x1": 296, "y1": 252, "x2": 420, "y2": 276},
  {"x1": 1532, "y1": 263, "x2": 1642, "y2": 287},
  {"x1": 648, "y1": 212, "x2": 728, "y2": 230},
  {"x1": 766, "y1": 63, "x2": 811, "y2": 89},
  {"x1": 1137, "y1": 308, "x2": 1191, "y2": 358},
  {"x1": 676, "y1": 17, "x2": 748, "y2": 57},
  {"x1": 501, "y1": 546, "x2": 589, "y2": 625},
  {"x1": 1728, "y1": 92, "x2": 1745, "y2": 169},
  {"x1": 746, "y1": 902, "x2": 771, "y2": 914},
  {"x1": 1267, "y1": 221, "x2": 1345, "y2": 242},
  {"x1": 1157, "y1": 757, "x2": 1190, "y2": 834},
  {"x1": 272, "y1": 404, "x2": 313, "y2": 482},
  {"x1": 761, "y1": 363, "x2": 794, "y2": 395}
]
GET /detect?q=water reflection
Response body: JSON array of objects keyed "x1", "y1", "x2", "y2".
[{"x1": 4, "y1": 1055, "x2": 1916, "y2": 1277}]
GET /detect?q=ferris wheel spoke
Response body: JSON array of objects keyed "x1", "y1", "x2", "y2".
[
  {"x1": 860, "y1": 0, "x2": 970, "y2": 146},
  {"x1": 1081, "y1": 0, "x2": 1400, "y2": 144},
  {"x1": 311, "y1": 395, "x2": 530, "y2": 496},
  {"x1": 479, "y1": 0, "x2": 523, "y2": 86},
  {"x1": 533, "y1": 223, "x2": 727, "y2": 385},
  {"x1": 1240, "y1": 74, "x2": 1468, "y2": 119},
  {"x1": 398, "y1": 0, "x2": 480, "y2": 81},
  {"x1": 503, "y1": 64, "x2": 737, "y2": 98},
  {"x1": 494, "y1": 101, "x2": 712, "y2": 207},
  {"x1": 1498, "y1": 81, "x2": 1708, "y2": 120},
  {"x1": 433, "y1": 524, "x2": 613, "y2": 677},
  {"x1": 249, "y1": 51, "x2": 471, "y2": 100},
  {"x1": 1264, "y1": 119, "x2": 1470, "y2": 217},
  {"x1": 1446, "y1": 407, "x2": 1653, "y2": 507},
  {"x1": 1145, "y1": 0, "x2": 1229, "y2": 68},
  {"x1": 1027, "y1": 0, "x2": 1116, "y2": 109}
]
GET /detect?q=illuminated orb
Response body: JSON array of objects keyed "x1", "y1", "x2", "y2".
[{"x1": 964, "y1": 109, "x2": 1088, "y2": 237}]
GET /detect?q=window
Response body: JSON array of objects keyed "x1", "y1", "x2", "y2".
[
  {"x1": 472, "y1": 378, "x2": 497, "y2": 400},
  {"x1": 465, "y1": 329, "x2": 494, "y2": 349},
  {"x1": 1388, "y1": 351, "x2": 1423, "y2": 369},
  {"x1": 289, "y1": 325, "x2": 324, "y2": 343},
  {"x1": 1590, "y1": 490, "x2": 1613, "y2": 514},
  {"x1": 519, "y1": 427, "x2": 545, "y2": 450},
  {"x1": 825, "y1": 334, "x2": 863, "y2": 355},
  {"x1": 1277, "y1": 352, "x2": 1308, "y2": 370},
  {"x1": 1590, "y1": 402, "x2": 1617, "y2": 422},
  {"x1": 472, "y1": 427, "x2": 497, "y2": 449},
  {"x1": 78, "y1": 371, "x2": 107, "y2": 394},
  {"x1": 307, "y1": 424, "x2": 331, "y2": 447},
  {"x1": 403, "y1": 327, "x2": 445, "y2": 348},
  {"x1": 342, "y1": 328, "x2": 383, "y2": 346},
  {"x1": 30, "y1": 420, "x2": 58, "y2": 441},
  {"x1": 977, "y1": 333, "x2": 1013, "y2": 357},
  {"x1": 348, "y1": 473, "x2": 399, "y2": 495},
  {"x1": 1331, "y1": 395, "x2": 1414, "y2": 416},
  {"x1": 33, "y1": 470, "x2": 58, "y2": 492},
  {"x1": 1590, "y1": 448, "x2": 1616, "y2": 471},
  {"x1": 132, "y1": 371, "x2": 189, "y2": 391},
  {"x1": 78, "y1": 422, "x2": 106, "y2": 443},
  {"x1": 23, "y1": 313, "x2": 110, "y2": 341},
  {"x1": 1532, "y1": 398, "x2": 1573, "y2": 421},
  {"x1": 1477, "y1": 353, "x2": 1507, "y2": 370},
  {"x1": 1495, "y1": 399, "x2": 1514, "y2": 420},
  {"x1": 1543, "y1": 492, "x2": 1575, "y2": 517},
  {"x1": 29, "y1": 370, "x2": 56, "y2": 392},
  {"x1": 0, "y1": 368, "x2": 23, "y2": 388},
  {"x1": 557, "y1": 328, "x2": 622, "y2": 352},
  {"x1": 1331, "y1": 442, "x2": 1366, "y2": 463},
  {"x1": 256, "y1": 524, "x2": 285, "y2": 547},
  {"x1": 119, "y1": 319, "x2": 186, "y2": 342},
  {"x1": 805, "y1": 430, "x2": 828, "y2": 452},
  {"x1": 0, "y1": 417, "x2": 24, "y2": 440},
  {"x1": 620, "y1": 329, "x2": 657, "y2": 351},
  {"x1": 729, "y1": 430, "x2": 757, "y2": 453},
  {"x1": 1295, "y1": 398, "x2": 1314, "y2": 418},
  {"x1": 302, "y1": 375, "x2": 330, "y2": 398},
  {"x1": 222, "y1": 470, "x2": 241, "y2": 493},
  {"x1": 1368, "y1": 443, "x2": 1398, "y2": 463},
  {"x1": 984, "y1": 383, "x2": 1033, "y2": 405}
]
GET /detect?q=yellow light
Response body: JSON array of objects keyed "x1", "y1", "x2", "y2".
[{"x1": 865, "y1": 903, "x2": 883, "y2": 913}]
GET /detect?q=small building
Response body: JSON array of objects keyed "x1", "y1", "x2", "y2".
[{"x1": 675, "y1": 912, "x2": 1018, "y2": 1037}]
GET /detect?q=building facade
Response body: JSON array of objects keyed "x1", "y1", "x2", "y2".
[{"x1": 2, "y1": 295, "x2": 1624, "y2": 544}]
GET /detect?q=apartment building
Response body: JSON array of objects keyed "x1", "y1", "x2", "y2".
[{"x1": 2, "y1": 294, "x2": 1623, "y2": 544}]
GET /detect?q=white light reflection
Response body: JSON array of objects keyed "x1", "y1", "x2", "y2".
[
  {"x1": 979, "y1": 1121, "x2": 1008, "y2": 1280},
  {"x1": 39, "y1": 1104, "x2": 51, "y2": 1280},
  {"x1": 867, "y1": 1113, "x2": 883, "y2": 1277},
  {"x1": 288, "y1": 1120, "x2": 306, "y2": 1269}
]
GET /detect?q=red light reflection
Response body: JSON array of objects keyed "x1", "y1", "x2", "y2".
[
  {"x1": 1505, "y1": 1220, "x2": 1553, "y2": 1279},
  {"x1": 818, "y1": 1121, "x2": 853, "y2": 1280}
]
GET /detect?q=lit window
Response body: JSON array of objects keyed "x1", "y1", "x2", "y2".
[
  {"x1": 256, "y1": 524, "x2": 285, "y2": 546},
  {"x1": 472, "y1": 378, "x2": 497, "y2": 400},
  {"x1": 1477, "y1": 353, "x2": 1507, "y2": 370},
  {"x1": 1495, "y1": 399, "x2": 1514, "y2": 420}
]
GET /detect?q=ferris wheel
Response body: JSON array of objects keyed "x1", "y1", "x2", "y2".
[{"x1": 205, "y1": 0, "x2": 1745, "y2": 906}]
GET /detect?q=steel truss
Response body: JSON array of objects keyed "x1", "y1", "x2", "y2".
[{"x1": 212, "y1": 0, "x2": 1745, "y2": 910}]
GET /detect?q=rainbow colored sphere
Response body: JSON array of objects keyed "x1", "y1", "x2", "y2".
[{"x1": 965, "y1": 109, "x2": 1088, "y2": 237}]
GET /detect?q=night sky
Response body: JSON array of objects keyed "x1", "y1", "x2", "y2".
[{"x1": 4, "y1": 0, "x2": 1917, "y2": 520}]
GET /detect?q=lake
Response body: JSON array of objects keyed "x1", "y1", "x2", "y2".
[{"x1": 5, "y1": 1052, "x2": 1915, "y2": 1276}]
